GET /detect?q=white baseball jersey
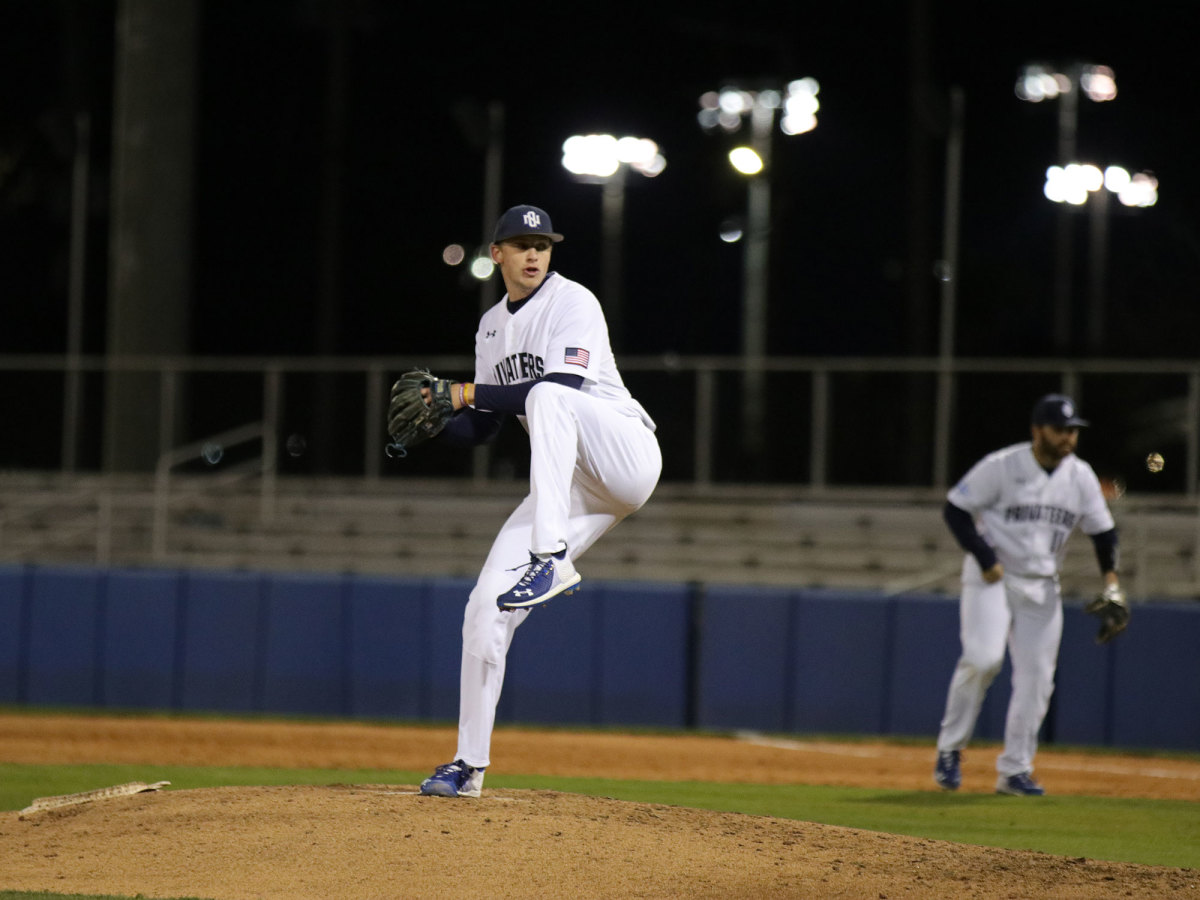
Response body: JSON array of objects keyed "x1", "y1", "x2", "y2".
[
  {"x1": 947, "y1": 441, "x2": 1114, "y2": 578},
  {"x1": 473, "y1": 272, "x2": 655, "y2": 430},
  {"x1": 453, "y1": 269, "x2": 662, "y2": 771}
]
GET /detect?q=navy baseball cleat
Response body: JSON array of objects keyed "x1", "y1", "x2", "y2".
[
  {"x1": 497, "y1": 551, "x2": 581, "y2": 610},
  {"x1": 420, "y1": 760, "x2": 485, "y2": 798},
  {"x1": 934, "y1": 750, "x2": 962, "y2": 791},
  {"x1": 995, "y1": 772, "x2": 1045, "y2": 796}
]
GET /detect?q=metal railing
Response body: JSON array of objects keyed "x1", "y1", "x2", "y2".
[
  {"x1": 152, "y1": 421, "x2": 273, "y2": 558},
  {"x1": 2, "y1": 352, "x2": 1198, "y2": 494}
]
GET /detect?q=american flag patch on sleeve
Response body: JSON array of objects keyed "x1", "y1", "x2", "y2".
[{"x1": 564, "y1": 347, "x2": 590, "y2": 368}]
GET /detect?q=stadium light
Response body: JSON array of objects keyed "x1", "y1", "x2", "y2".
[
  {"x1": 1017, "y1": 62, "x2": 1117, "y2": 352},
  {"x1": 728, "y1": 147, "x2": 764, "y2": 175},
  {"x1": 1015, "y1": 63, "x2": 1117, "y2": 104},
  {"x1": 697, "y1": 78, "x2": 820, "y2": 456},
  {"x1": 560, "y1": 134, "x2": 666, "y2": 347},
  {"x1": 1043, "y1": 163, "x2": 1158, "y2": 207},
  {"x1": 1043, "y1": 161, "x2": 1158, "y2": 352},
  {"x1": 697, "y1": 79, "x2": 820, "y2": 139},
  {"x1": 561, "y1": 134, "x2": 665, "y2": 181}
]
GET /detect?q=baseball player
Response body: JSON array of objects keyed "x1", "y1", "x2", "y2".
[
  {"x1": 417, "y1": 204, "x2": 662, "y2": 798},
  {"x1": 934, "y1": 394, "x2": 1121, "y2": 796}
]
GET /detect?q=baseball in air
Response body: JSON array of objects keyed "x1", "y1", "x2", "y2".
[{"x1": 1146, "y1": 452, "x2": 1165, "y2": 473}]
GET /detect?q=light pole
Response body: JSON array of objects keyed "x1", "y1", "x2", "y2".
[
  {"x1": 62, "y1": 112, "x2": 90, "y2": 472},
  {"x1": 933, "y1": 87, "x2": 965, "y2": 490},
  {"x1": 560, "y1": 134, "x2": 666, "y2": 347},
  {"x1": 697, "y1": 79, "x2": 819, "y2": 456},
  {"x1": 1017, "y1": 63, "x2": 1117, "y2": 351},
  {"x1": 1043, "y1": 163, "x2": 1158, "y2": 353}
]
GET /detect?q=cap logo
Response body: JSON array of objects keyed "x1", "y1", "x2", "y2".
[
  {"x1": 1060, "y1": 401, "x2": 1073, "y2": 418},
  {"x1": 522, "y1": 210, "x2": 542, "y2": 229}
]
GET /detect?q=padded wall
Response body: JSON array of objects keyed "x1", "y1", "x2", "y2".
[{"x1": 1, "y1": 563, "x2": 1196, "y2": 751}]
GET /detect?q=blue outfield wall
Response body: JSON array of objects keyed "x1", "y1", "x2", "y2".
[{"x1": 0, "y1": 563, "x2": 1197, "y2": 752}]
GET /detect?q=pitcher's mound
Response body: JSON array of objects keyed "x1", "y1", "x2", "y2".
[{"x1": 2, "y1": 783, "x2": 1194, "y2": 900}]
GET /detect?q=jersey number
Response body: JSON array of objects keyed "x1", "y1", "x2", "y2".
[{"x1": 1049, "y1": 530, "x2": 1067, "y2": 553}]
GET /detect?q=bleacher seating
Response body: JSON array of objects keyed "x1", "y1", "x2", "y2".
[{"x1": 1, "y1": 471, "x2": 1197, "y2": 601}]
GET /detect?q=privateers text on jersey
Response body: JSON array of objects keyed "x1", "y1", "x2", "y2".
[
  {"x1": 492, "y1": 352, "x2": 545, "y2": 385},
  {"x1": 1003, "y1": 504, "x2": 1078, "y2": 527}
]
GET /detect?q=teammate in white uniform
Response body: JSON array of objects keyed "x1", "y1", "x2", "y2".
[
  {"x1": 934, "y1": 394, "x2": 1119, "y2": 796},
  {"x1": 418, "y1": 204, "x2": 662, "y2": 798}
]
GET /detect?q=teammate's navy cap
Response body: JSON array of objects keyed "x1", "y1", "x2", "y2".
[
  {"x1": 492, "y1": 205, "x2": 564, "y2": 244},
  {"x1": 1031, "y1": 394, "x2": 1089, "y2": 428}
]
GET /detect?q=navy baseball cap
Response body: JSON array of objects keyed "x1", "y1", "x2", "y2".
[
  {"x1": 492, "y1": 205, "x2": 564, "y2": 244},
  {"x1": 1031, "y1": 394, "x2": 1089, "y2": 427}
]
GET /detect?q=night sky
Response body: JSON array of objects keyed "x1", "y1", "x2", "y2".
[
  {"x1": 4, "y1": 1, "x2": 1198, "y2": 361},
  {"x1": 2, "y1": 2, "x2": 1199, "y2": 483}
]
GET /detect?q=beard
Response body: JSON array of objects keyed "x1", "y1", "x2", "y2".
[{"x1": 1034, "y1": 432, "x2": 1076, "y2": 462}]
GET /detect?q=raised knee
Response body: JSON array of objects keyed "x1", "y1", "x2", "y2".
[
  {"x1": 528, "y1": 379, "x2": 583, "y2": 411},
  {"x1": 526, "y1": 380, "x2": 562, "y2": 409}
]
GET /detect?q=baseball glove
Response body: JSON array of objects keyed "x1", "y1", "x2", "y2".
[
  {"x1": 385, "y1": 368, "x2": 455, "y2": 458},
  {"x1": 1084, "y1": 583, "x2": 1130, "y2": 644}
]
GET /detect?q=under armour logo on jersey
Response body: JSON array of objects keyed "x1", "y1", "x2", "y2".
[
  {"x1": 522, "y1": 210, "x2": 542, "y2": 229},
  {"x1": 485, "y1": 330, "x2": 497, "y2": 339}
]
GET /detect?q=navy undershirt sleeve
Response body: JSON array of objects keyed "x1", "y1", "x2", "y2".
[
  {"x1": 943, "y1": 500, "x2": 998, "y2": 572},
  {"x1": 438, "y1": 408, "x2": 504, "y2": 446},
  {"x1": 1089, "y1": 527, "x2": 1119, "y2": 575},
  {"x1": 473, "y1": 372, "x2": 584, "y2": 414},
  {"x1": 437, "y1": 372, "x2": 585, "y2": 446}
]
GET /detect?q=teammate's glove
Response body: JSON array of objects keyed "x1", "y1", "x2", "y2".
[
  {"x1": 385, "y1": 368, "x2": 455, "y2": 458},
  {"x1": 1083, "y1": 583, "x2": 1130, "y2": 645}
]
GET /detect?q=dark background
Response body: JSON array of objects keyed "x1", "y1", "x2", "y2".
[{"x1": 2, "y1": 1, "x2": 1198, "y2": 484}]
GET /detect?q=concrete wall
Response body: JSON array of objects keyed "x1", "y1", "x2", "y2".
[{"x1": 2, "y1": 564, "x2": 1197, "y2": 751}]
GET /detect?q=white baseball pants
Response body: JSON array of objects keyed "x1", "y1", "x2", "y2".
[
  {"x1": 936, "y1": 556, "x2": 1063, "y2": 778},
  {"x1": 454, "y1": 382, "x2": 662, "y2": 768}
]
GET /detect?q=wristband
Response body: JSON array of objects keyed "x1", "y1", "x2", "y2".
[{"x1": 458, "y1": 383, "x2": 468, "y2": 409}]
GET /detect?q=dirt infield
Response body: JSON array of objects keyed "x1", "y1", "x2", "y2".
[{"x1": 1, "y1": 713, "x2": 1199, "y2": 899}]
